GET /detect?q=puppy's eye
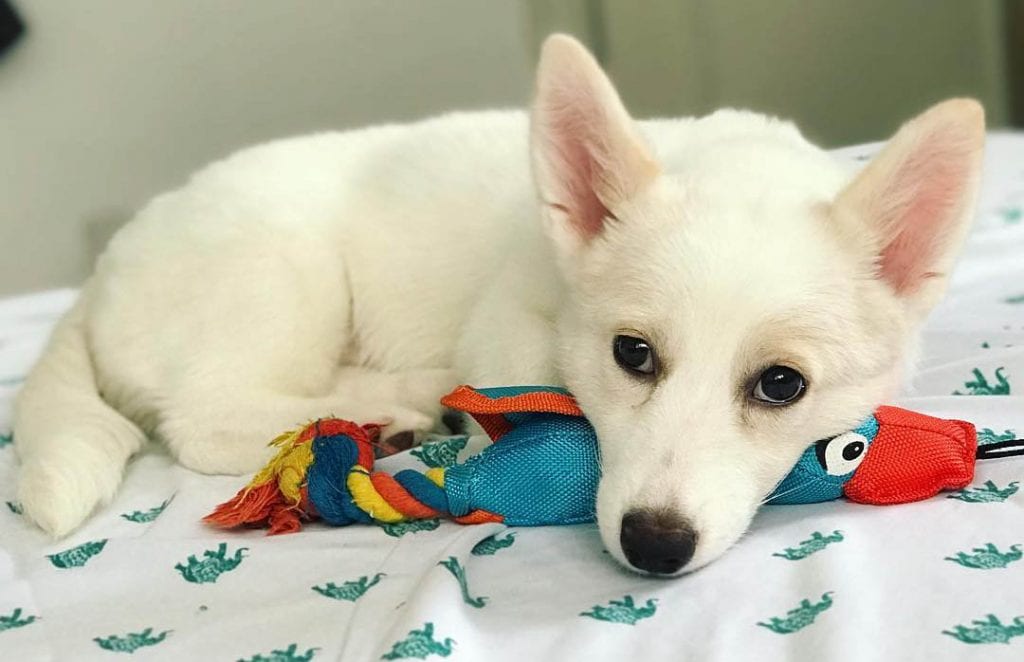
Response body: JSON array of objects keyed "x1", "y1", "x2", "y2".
[
  {"x1": 613, "y1": 335, "x2": 656, "y2": 377},
  {"x1": 815, "y1": 431, "x2": 868, "y2": 476},
  {"x1": 752, "y1": 365, "x2": 806, "y2": 405}
]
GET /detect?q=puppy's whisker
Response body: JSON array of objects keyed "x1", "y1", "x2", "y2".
[
  {"x1": 759, "y1": 474, "x2": 794, "y2": 505},
  {"x1": 759, "y1": 483, "x2": 804, "y2": 505}
]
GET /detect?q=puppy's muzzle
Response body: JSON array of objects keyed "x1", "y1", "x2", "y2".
[{"x1": 620, "y1": 509, "x2": 698, "y2": 575}]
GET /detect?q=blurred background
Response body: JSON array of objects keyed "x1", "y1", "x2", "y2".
[{"x1": 0, "y1": 0, "x2": 1021, "y2": 296}]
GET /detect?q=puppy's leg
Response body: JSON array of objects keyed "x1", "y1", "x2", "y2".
[
  {"x1": 165, "y1": 367, "x2": 457, "y2": 473},
  {"x1": 89, "y1": 220, "x2": 455, "y2": 476},
  {"x1": 160, "y1": 385, "x2": 439, "y2": 474},
  {"x1": 456, "y1": 288, "x2": 561, "y2": 387},
  {"x1": 332, "y1": 366, "x2": 457, "y2": 428}
]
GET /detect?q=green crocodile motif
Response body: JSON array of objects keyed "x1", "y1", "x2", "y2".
[
  {"x1": 946, "y1": 543, "x2": 1023, "y2": 569},
  {"x1": 471, "y1": 531, "x2": 516, "y2": 556},
  {"x1": 0, "y1": 430, "x2": 11, "y2": 448},
  {"x1": 94, "y1": 628, "x2": 171, "y2": 653},
  {"x1": 312, "y1": 573, "x2": 385, "y2": 602},
  {"x1": 175, "y1": 543, "x2": 248, "y2": 583},
  {"x1": 0, "y1": 608, "x2": 37, "y2": 632},
  {"x1": 944, "y1": 614, "x2": 1024, "y2": 644},
  {"x1": 438, "y1": 556, "x2": 487, "y2": 608},
  {"x1": 758, "y1": 593, "x2": 834, "y2": 634},
  {"x1": 580, "y1": 595, "x2": 658, "y2": 625},
  {"x1": 6, "y1": 500, "x2": 22, "y2": 515},
  {"x1": 1006, "y1": 293, "x2": 1024, "y2": 304},
  {"x1": 239, "y1": 643, "x2": 318, "y2": 662},
  {"x1": 954, "y1": 367, "x2": 1011, "y2": 395},
  {"x1": 121, "y1": 498, "x2": 172, "y2": 523},
  {"x1": 773, "y1": 530, "x2": 844, "y2": 561},
  {"x1": 979, "y1": 428, "x2": 1018, "y2": 444},
  {"x1": 382, "y1": 519, "x2": 440, "y2": 538},
  {"x1": 381, "y1": 622, "x2": 454, "y2": 660},
  {"x1": 410, "y1": 436, "x2": 468, "y2": 468},
  {"x1": 948, "y1": 480, "x2": 1020, "y2": 503},
  {"x1": 1000, "y1": 206, "x2": 1022, "y2": 224},
  {"x1": 48, "y1": 539, "x2": 108, "y2": 569}
]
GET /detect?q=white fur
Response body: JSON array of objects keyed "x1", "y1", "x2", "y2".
[{"x1": 14, "y1": 35, "x2": 985, "y2": 574}]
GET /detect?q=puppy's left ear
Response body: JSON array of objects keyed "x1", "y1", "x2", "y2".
[{"x1": 834, "y1": 99, "x2": 985, "y2": 318}]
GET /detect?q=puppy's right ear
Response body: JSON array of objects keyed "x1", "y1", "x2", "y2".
[{"x1": 530, "y1": 34, "x2": 659, "y2": 258}]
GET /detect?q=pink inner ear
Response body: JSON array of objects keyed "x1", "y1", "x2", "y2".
[
  {"x1": 531, "y1": 35, "x2": 659, "y2": 248},
  {"x1": 877, "y1": 134, "x2": 972, "y2": 294},
  {"x1": 540, "y1": 102, "x2": 615, "y2": 241}
]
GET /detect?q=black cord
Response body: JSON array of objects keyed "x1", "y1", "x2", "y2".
[
  {"x1": 0, "y1": 1, "x2": 24, "y2": 57},
  {"x1": 976, "y1": 439, "x2": 1024, "y2": 461}
]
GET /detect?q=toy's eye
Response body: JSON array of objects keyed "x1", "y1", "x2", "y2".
[
  {"x1": 815, "y1": 431, "x2": 868, "y2": 476},
  {"x1": 613, "y1": 335, "x2": 656, "y2": 377}
]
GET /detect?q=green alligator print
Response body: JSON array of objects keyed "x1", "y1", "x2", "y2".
[
  {"x1": 948, "y1": 480, "x2": 1020, "y2": 503},
  {"x1": 1000, "y1": 206, "x2": 1022, "y2": 224},
  {"x1": 471, "y1": 531, "x2": 516, "y2": 556},
  {"x1": 580, "y1": 595, "x2": 658, "y2": 625},
  {"x1": 438, "y1": 556, "x2": 487, "y2": 608},
  {"x1": 240, "y1": 643, "x2": 318, "y2": 662},
  {"x1": 953, "y1": 367, "x2": 1011, "y2": 395},
  {"x1": 6, "y1": 500, "x2": 22, "y2": 515},
  {"x1": 946, "y1": 543, "x2": 1023, "y2": 569},
  {"x1": 94, "y1": 628, "x2": 171, "y2": 653},
  {"x1": 0, "y1": 608, "x2": 37, "y2": 632},
  {"x1": 944, "y1": 614, "x2": 1024, "y2": 644},
  {"x1": 410, "y1": 436, "x2": 468, "y2": 468},
  {"x1": 121, "y1": 498, "x2": 172, "y2": 523},
  {"x1": 0, "y1": 430, "x2": 11, "y2": 448},
  {"x1": 773, "y1": 530, "x2": 844, "y2": 561},
  {"x1": 758, "y1": 593, "x2": 834, "y2": 634},
  {"x1": 382, "y1": 518, "x2": 441, "y2": 537},
  {"x1": 48, "y1": 539, "x2": 108, "y2": 569},
  {"x1": 175, "y1": 542, "x2": 248, "y2": 583},
  {"x1": 312, "y1": 573, "x2": 385, "y2": 602},
  {"x1": 1006, "y1": 293, "x2": 1024, "y2": 304},
  {"x1": 978, "y1": 428, "x2": 1018, "y2": 445},
  {"x1": 381, "y1": 622, "x2": 454, "y2": 660}
]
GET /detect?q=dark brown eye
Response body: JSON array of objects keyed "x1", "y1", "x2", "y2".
[
  {"x1": 613, "y1": 335, "x2": 656, "y2": 377},
  {"x1": 752, "y1": 365, "x2": 806, "y2": 405}
]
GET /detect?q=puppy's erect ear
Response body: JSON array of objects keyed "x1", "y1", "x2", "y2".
[
  {"x1": 530, "y1": 34, "x2": 659, "y2": 256},
  {"x1": 834, "y1": 99, "x2": 985, "y2": 317}
]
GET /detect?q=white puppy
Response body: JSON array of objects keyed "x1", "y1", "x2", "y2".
[{"x1": 14, "y1": 35, "x2": 984, "y2": 575}]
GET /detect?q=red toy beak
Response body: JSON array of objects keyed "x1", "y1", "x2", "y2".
[{"x1": 844, "y1": 406, "x2": 977, "y2": 505}]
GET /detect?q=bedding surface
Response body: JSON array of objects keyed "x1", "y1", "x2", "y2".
[{"x1": 2, "y1": 134, "x2": 1023, "y2": 661}]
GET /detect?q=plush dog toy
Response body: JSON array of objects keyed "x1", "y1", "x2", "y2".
[{"x1": 205, "y1": 385, "x2": 1019, "y2": 534}]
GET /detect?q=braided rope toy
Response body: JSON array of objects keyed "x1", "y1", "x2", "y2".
[{"x1": 205, "y1": 385, "x2": 1018, "y2": 535}]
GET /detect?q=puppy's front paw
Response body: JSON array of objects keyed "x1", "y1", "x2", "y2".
[
  {"x1": 366, "y1": 405, "x2": 438, "y2": 449},
  {"x1": 376, "y1": 409, "x2": 440, "y2": 440}
]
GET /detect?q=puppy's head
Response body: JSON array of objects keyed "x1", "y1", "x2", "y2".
[{"x1": 530, "y1": 35, "x2": 985, "y2": 575}]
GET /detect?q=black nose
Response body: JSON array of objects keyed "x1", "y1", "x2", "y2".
[{"x1": 620, "y1": 509, "x2": 698, "y2": 575}]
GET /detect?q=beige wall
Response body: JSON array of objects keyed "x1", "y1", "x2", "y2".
[
  {"x1": 0, "y1": 1, "x2": 533, "y2": 295},
  {"x1": 596, "y1": 0, "x2": 1010, "y2": 146},
  {"x1": 0, "y1": 1, "x2": 1014, "y2": 296}
]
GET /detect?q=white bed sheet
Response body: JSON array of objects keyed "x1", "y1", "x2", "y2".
[{"x1": 1, "y1": 134, "x2": 1023, "y2": 661}]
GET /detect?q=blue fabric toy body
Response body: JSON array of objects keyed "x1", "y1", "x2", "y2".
[{"x1": 206, "y1": 385, "x2": 980, "y2": 533}]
